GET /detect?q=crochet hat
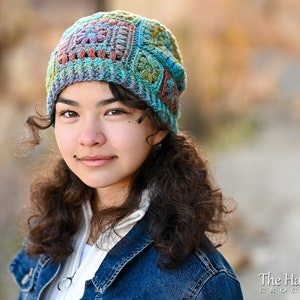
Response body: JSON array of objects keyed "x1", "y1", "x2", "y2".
[{"x1": 46, "y1": 10, "x2": 186, "y2": 133}]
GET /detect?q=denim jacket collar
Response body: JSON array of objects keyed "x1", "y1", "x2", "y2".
[{"x1": 91, "y1": 215, "x2": 152, "y2": 293}]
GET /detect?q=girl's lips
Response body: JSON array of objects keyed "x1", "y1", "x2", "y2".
[{"x1": 78, "y1": 155, "x2": 116, "y2": 167}]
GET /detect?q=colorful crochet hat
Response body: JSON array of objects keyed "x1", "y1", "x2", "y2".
[{"x1": 46, "y1": 10, "x2": 186, "y2": 132}]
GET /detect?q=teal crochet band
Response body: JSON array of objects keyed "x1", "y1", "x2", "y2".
[{"x1": 46, "y1": 10, "x2": 186, "y2": 133}]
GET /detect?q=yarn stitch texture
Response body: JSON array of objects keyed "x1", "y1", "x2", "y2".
[{"x1": 46, "y1": 10, "x2": 186, "y2": 133}]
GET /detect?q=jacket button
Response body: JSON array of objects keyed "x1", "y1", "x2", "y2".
[{"x1": 21, "y1": 268, "x2": 33, "y2": 285}]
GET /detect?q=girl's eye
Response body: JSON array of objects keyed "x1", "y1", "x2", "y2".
[
  {"x1": 105, "y1": 109, "x2": 128, "y2": 116},
  {"x1": 60, "y1": 110, "x2": 78, "y2": 118}
]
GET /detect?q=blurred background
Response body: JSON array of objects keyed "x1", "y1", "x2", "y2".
[{"x1": 1, "y1": 0, "x2": 300, "y2": 299}]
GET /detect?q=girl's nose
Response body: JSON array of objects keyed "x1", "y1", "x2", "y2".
[{"x1": 78, "y1": 121, "x2": 106, "y2": 147}]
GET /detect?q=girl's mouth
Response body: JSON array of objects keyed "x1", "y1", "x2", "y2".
[{"x1": 77, "y1": 155, "x2": 116, "y2": 167}]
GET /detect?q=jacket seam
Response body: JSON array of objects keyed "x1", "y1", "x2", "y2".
[{"x1": 36, "y1": 256, "x2": 61, "y2": 300}]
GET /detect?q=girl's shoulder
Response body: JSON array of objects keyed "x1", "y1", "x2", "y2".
[
  {"x1": 9, "y1": 246, "x2": 40, "y2": 289},
  {"x1": 161, "y1": 246, "x2": 244, "y2": 299},
  {"x1": 9, "y1": 246, "x2": 59, "y2": 298},
  {"x1": 193, "y1": 246, "x2": 239, "y2": 281}
]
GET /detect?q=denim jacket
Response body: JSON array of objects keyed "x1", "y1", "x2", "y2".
[{"x1": 9, "y1": 216, "x2": 243, "y2": 300}]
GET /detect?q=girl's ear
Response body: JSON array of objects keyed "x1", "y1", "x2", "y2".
[{"x1": 152, "y1": 130, "x2": 168, "y2": 146}]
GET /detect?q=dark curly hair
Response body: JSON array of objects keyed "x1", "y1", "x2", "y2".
[{"x1": 23, "y1": 82, "x2": 231, "y2": 270}]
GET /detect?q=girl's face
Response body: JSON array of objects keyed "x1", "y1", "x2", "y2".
[{"x1": 54, "y1": 81, "x2": 164, "y2": 205}]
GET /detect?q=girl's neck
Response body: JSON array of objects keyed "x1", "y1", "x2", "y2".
[
  {"x1": 88, "y1": 184, "x2": 131, "y2": 244},
  {"x1": 94, "y1": 183, "x2": 130, "y2": 212}
]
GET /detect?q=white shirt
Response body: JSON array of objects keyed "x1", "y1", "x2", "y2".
[{"x1": 43, "y1": 190, "x2": 150, "y2": 300}]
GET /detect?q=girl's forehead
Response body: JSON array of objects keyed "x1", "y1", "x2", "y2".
[
  {"x1": 57, "y1": 82, "x2": 114, "y2": 104},
  {"x1": 60, "y1": 81, "x2": 112, "y2": 97}
]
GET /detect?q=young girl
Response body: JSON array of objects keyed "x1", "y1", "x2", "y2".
[{"x1": 9, "y1": 10, "x2": 243, "y2": 299}]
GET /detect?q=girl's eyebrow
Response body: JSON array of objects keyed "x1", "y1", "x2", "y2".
[{"x1": 56, "y1": 96, "x2": 118, "y2": 107}]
